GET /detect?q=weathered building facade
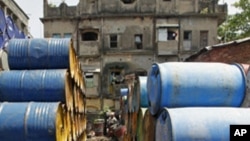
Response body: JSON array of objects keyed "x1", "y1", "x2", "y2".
[{"x1": 41, "y1": 0, "x2": 227, "y2": 112}]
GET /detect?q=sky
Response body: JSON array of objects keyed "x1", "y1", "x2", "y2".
[{"x1": 14, "y1": 0, "x2": 239, "y2": 38}]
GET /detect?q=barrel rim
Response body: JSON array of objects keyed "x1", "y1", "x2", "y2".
[
  {"x1": 232, "y1": 63, "x2": 247, "y2": 106},
  {"x1": 147, "y1": 63, "x2": 162, "y2": 115},
  {"x1": 157, "y1": 108, "x2": 173, "y2": 141},
  {"x1": 138, "y1": 76, "x2": 148, "y2": 107}
]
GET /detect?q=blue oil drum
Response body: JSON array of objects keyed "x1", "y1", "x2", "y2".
[
  {"x1": 120, "y1": 88, "x2": 128, "y2": 110},
  {"x1": 6, "y1": 38, "x2": 71, "y2": 69},
  {"x1": 156, "y1": 107, "x2": 250, "y2": 141},
  {"x1": 6, "y1": 16, "x2": 16, "y2": 39},
  {"x1": 138, "y1": 76, "x2": 148, "y2": 107},
  {"x1": 0, "y1": 102, "x2": 65, "y2": 141},
  {"x1": 0, "y1": 8, "x2": 6, "y2": 33},
  {"x1": 0, "y1": 69, "x2": 69, "y2": 102},
  {"x1": 15, "y1": 30, "x2": 26, "y2": 39},
  {"x1": 120, "y1": 88, "x2": 129, "y2": 97},
  {"x1": 0, "y1": 35, "x2": 4, "y2": 49},
  {"x1": 13, "y1": 23, "x2": 20, "y2": 38},
  {"x1": 0, "y1": 9, "x2": 7, "y2": 48},
  {"x1": 147, "y1": 62, "x2": 246, "y2": 115}
]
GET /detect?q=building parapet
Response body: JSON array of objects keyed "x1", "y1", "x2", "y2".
[{"x1": 43, "y1": 0, "x2": 227, "y2": 19}]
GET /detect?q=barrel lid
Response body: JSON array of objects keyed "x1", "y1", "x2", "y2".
[
  {"x1": 241, "y1": 64, "x2": 250, "y2": 107},
  {"x1": 148, "y1": 64, "x2": 161, "y2": 116},
  {"x1": 231, "y1": 63, "x2": 247, "y2": 107}
]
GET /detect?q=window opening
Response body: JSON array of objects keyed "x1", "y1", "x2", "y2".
[
  {"x1": 85, "y1": 73, "x2": 94, "y2": 88},
  {"x1": 183, "y1": 31, "x2": 192, "y2": 50},
  {"x1": 167, "y1": 31, "x2": 177, "y2": 40},
  {"x1": 121, "y1": 0, "x2": 135, "y2": 4},
  {"x1": 81, "y1": 32, "x2": 98, "y2": 41},
  {"x1": 158, "y1": 27, "x2": 177, "y2": 41},
  {"x1": 200, "y1": 31, "x2": 208, "y2": 48},
  {"x1": 64, "y1": 33, "x2": 72, "y2": 38},
  {"x1": 110, "y1": 35, "x2": 118, "y2": 48},
  {"x1": 184, "y1": 31, "x2": 192, "y2": 40},
  {"x1": 134, "y1": 34, "x2": 143, "y2": 49},
  {"x1": 52, "y1": 33, "x2": 61, "y2": 38}
]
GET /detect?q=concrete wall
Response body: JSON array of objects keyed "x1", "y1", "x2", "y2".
[
  {"x1": 85, "y1": 72, "x2": 100, "y2": 97},
  {"x1": 156, "y1": 0, "x2": 176, "y2": 14},
  {"x1": 177, "y1": 0, "x2": 197, "y2": 14},
  {"x1": 80, "y1": 57, "x2": 101, "y2": 71},
  {"x1": 139, "y1": 0, "x2": 156, "y2": 13},
  {"x1": 75, "y1": 0, "x2": 224, "y2": 15},
  {"x1": 158, "y1": 41, "x2": 178, "y2": 55},
  {"x1": 103, "y1": 54, "x2": 155, "y2": 70},
  {"x1": 102, "y1": 17, "x2": 153, "y2": 50},
  {"x1": 78, "y1": 0, "x2": 98, "y2": 14},
  {"x1": 180, "y1": 17, "x2": 218, "y2": 51},
  {"x1": 43, "y1": 20, "x2": 76, "y2": 38},
  {"x1": 86, "y1": 98, "x2": 120, "y2": 112},
  {"x1": 44, "y1": 1, "x2": 76, "y2": 17},
  {"x1": 86, "y1": 98, "x2": 101, "y2": 112}
]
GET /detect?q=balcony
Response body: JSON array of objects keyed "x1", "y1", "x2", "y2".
[
  {"x1": 79, "y1": 41, "x2": 100, "y2": 56},
  {"x1": 157, "y1": 40, "x2": 178, "y2": 55}
]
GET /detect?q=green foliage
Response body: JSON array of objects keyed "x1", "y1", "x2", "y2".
[
  {"x1": 48, "y1": 3, "x2": 57, "y2": 7},
  {"x1": 218, "y1": 0, "x2": 250, "y2": 42}
]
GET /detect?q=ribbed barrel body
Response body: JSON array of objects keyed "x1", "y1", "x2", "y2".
[
  {"x1": 0, "y1": 102, "x2": 64, "y2": 141},
  {"x1": 156, "y1": 107, "x2": 250, "y2": 141},
  {"x1": 147, "y1": 62, "x2": 246, "y2": 115},
  {"x1": 7, "y1": 38, "x2": 70, "y2": 69},
  {"x1": 0, "y1": 69, "x2": 68, "y2": 102}
]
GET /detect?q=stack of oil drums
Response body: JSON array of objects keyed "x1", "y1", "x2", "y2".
[
  {"x1": 136, "y1": 76, "x2": 154, "y2": 141},
  {"x1": 120, "y1": 73, "x2": 149, "y2": 141},
  {"x1": 120, "y1": 73, "x2": 141, "y2": 141},
  {"x1": 0, "y1": 38, "x2": 86, "y2": 141},
  {"x1": 126, "y1": 62, "x2": 250, "y2": 141}
]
